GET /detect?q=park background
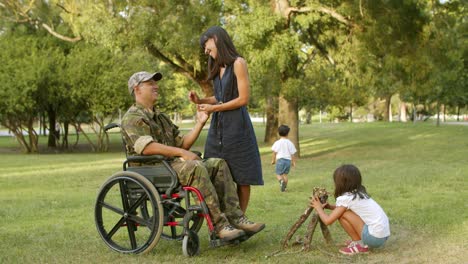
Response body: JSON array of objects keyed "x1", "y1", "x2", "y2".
[{"x1": 0, "y1": 0, "x2": 466, "y2": 263}]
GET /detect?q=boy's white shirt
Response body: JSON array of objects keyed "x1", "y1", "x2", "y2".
[
  {"x1": 336, "y1": 193, "x2": 391, "y2": 238},
  {"x1": 271, "y1": 138, "x2": 297, "y2": 160}
]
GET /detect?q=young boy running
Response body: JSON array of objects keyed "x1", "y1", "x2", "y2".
[{"x1": 271, "y1": 125, "x2": 297, "y2": 192}]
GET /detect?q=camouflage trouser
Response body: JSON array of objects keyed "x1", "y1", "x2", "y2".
[{"x1": 171, "y1": 158, "x2": 243, "y2": 231}]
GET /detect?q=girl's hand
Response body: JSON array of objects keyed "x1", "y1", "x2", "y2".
[
  {"x1": 198, "y1": 104, "x2": 215, "y2": 113},
  {"x1": 188, "y1": 91, "x2": 200, "y2": 104},
  {"x1": 310, "y1": 196, "x2": 327, "y2": 209}
]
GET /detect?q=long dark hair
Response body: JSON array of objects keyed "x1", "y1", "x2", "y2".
[
  {"x1": 333, "y1": 164, "x2": 370, "y2": 200},
  {"x1": 199, "y1": 26, "x2": 240, "y2": 80}
]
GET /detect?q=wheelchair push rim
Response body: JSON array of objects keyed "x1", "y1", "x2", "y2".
[{"x1": 95, "y1": 171, "x2": 164, "y2": 254}]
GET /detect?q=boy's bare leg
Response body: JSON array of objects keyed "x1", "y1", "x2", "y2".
[
  {"x1": 276, "y1": 174, "x2": 283, "y2": 182},
  {"x1": 338, "y1": 210, "x2": 365, "y2": 241},
  {"x1": 282, "y1": 174, "x2": 288, "y2": 185},
  {"x1": 237, "y1": 185, "x2": 251, "y2": 213}
]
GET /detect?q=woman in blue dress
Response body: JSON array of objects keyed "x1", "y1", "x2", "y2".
[{"x1": 188, "y1": 26, "x2": 263, "y2": 213}]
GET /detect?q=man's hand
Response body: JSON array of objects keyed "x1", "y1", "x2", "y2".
[
  {"x1": 180, "y1": 149, "x2": 201, "y2": 161},
  {"x1": 196, "y1": 109, "x2": 210, "y2": 124}
]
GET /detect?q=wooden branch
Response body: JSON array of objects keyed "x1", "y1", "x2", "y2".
[
  {"x1": 287, "y1": 6, "x2": 356, "y2": 28},
  {"x1": 56, "y1": 3, "x2": 78, "y2": 15},
  {"x1": 145, "y1": 42, "x2": 196, "y2": 81},
  {"x1": 359, "y1": 0, "x2": 364, "y2": 17},
  {"x1": 303, "y1": 213, "x2": 319, "y2": 251},
  {"x1": 281, "y1": 207, "x2": 314, "y2": 249},
  {"x1": 41, "y1": 23, "x2": 82, "y2": 42},
  {"x1": 319, "y1": 219, "x2": 333, "y2": 244}
]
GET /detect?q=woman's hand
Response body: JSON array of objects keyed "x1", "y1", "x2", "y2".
[
  {"x1": 188, "y1": 91, "x2": 200, "y2": 104},
  {"x1": 198, "y1": 104, "x2": 215, "y2": 113}
]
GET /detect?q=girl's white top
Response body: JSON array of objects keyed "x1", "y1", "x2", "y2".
[
  {"x1": 271, "y1": 138, "x2": 297, "y2": 160},
  {"x1": 336, "y1": 192, "x2": 390, "y2": 238}
]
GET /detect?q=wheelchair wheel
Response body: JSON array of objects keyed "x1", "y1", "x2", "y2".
[
  {"x1": 182, "y1": 230, "x2": 200, "y2": 257},
  {"x1": 95, "y1": 171, "x2": 164, "y2": 254}
]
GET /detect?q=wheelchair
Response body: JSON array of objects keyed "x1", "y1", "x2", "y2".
[{"x1": 94, "y1": 123, "x2": 241, "y2": 256}]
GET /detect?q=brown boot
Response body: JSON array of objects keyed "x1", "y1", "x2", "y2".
[
  {"x1": 232, "y1": 215, "x2": 265, "y2": 236},
  {"x1": 217, "y1": 224, "x2": 245, "y2": 241}
]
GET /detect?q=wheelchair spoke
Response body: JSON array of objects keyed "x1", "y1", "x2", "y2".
[
  {"x1": 119, "y1": 180, "x2": 131, "y2": 212},
  {"x1": 106, "y1": 216, "x2": 126, "y2": 240},
  {"x1": 127, "y1": 193, "x2": 148, "y2": 213},
  {"x1": 99, "y1": 201, "x2": 125, "y2": 216},
  {"x1": 127, "y1": 214, "x2": 153, "y2": 229},
  {"x1": 127, "y1": 221, "x2": 138, "y2": 249}
]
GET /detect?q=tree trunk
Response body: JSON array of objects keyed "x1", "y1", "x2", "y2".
[
  {"x1": 319, "y1": 107, "x2": 323, "y2": 123},
  {"x1": 279, "y1": 95, "x2": 300, "y2": 156},
  {"x1": 305, "y1": 110, "x2": 312, "y2": 124},
  {"x1": 63, "y1": 121, "x2": 69, "y2": 149},
  {"x1": 27, "y1": 118, "x2": 38, "y2": 153},
  {"x1": 399, "y1": 101, "x2": 407, "y2": 122},
  {"x1": 349, "y1": 104, "x2": 353, "y2": 122},
  {"x1": 264, "y1": 96, "x2": 278, "y2": 144},
  {"x1": 47, "y1": 107, "x2": 57, "y2": 148},
  {"x1": 384, "y1": 94, "x2": 392, "y2": 122},
  {"x1": 436, "y1": 101, "x2": 440, "y2": 127},
  {"x1": 443, "y1": 104, "x2": 446, "y2": 122},
  {"x1": 457, "y1": 105, "x2": 460, "y2": 121}
]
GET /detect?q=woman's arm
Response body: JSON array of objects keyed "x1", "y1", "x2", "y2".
[{"x1": 198, "y1": 57, "x2": 250, "y2": 113}]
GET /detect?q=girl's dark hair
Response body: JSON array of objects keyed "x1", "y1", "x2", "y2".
[
  {"x1": 199, "y1": 26, "x2": 240, "y2": 80},
  {"x1": 333, "y1": 164, "x2": 370, "y2": 200},
  {"x1": 278, "y1": 125, "x2": 290, "y2": 136}
]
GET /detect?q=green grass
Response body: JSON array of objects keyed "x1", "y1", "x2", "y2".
[{"x1": 0, "y1": 122, "x2": 467, "y2": 263}]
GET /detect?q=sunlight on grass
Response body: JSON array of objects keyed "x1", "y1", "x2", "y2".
[
  {"x1": 0, "y1": 122, "x2": 467, "y2": 263},
  {"x1": 0, "y1": 158, "x2": 123, "y2": 178}
]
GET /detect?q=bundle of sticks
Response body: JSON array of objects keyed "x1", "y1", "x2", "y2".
[{"x1": 281, "y1": 187, "x2": 333, "y2": 251}]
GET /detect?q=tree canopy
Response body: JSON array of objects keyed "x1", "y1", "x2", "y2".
[{"x1": 0, "y1": 0, "x2": 466, "y2": 153}]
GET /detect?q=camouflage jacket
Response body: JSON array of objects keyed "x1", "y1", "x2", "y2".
[{"x1": 121, "y1": 103, "x2": 184, "y2": 156}]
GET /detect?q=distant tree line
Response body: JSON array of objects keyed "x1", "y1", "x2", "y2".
[{"x1": 0, "y1": 0, "x2": 466, "y2": 153}]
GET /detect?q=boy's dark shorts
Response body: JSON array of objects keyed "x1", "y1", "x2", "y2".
[{"x1": 275, "y1": 158, "x2": 291, "y2": 175}]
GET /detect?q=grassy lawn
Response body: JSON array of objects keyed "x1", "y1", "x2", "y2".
[{"x1": 0, "y1": 122, "x2": 466, "y2": 263}]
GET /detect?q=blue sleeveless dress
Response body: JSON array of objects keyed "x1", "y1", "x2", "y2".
[{"x1": 203, "y1": 63, "x2": 264, "y2": 185}]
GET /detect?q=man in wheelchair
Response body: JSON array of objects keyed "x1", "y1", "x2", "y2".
[{"x1": 121, "y1": 71, "x2": 265, "y2": 242}]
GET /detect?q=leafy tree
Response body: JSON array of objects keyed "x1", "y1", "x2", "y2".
[
  {"x1": 0, "y1": 30, "x2": 66, "y2": 152},
  {"x1": 356, "y1": 0, "x2": 428, "y2": 122}
]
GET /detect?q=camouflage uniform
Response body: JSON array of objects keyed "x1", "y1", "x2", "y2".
[{"x1": 121, "y1": 103, "x2": 243, "y2": 231}]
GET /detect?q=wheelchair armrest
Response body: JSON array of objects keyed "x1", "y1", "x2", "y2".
[
  {"x1": 104, "y1": 123, "x2": 120, "y2": 131},
  {"x1": 192, "y1": 150, "x2": 202, "y2": 158},
  {"x1": 125, "y1": 155, "x2": 169, "y2": 164}
]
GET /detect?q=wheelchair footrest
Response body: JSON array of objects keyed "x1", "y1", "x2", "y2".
[{"x1": 209, "y1": 233, "x2": 251, "y2": 248}]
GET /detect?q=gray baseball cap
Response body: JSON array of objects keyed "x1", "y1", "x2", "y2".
[{"x1": 127, "y1": 71, "x2": 163, "y2": 94}]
